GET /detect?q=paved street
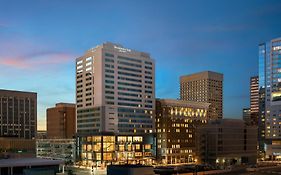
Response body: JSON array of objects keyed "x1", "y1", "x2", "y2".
[
  {"x1": 223, "y1": 166, "x2": 281, "y2": 175},
  {"x1": 66, "y1": 167, "x2": 107, "y2": 175}
]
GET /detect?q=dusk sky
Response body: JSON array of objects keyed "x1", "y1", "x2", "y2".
[{"x1": 1, "y1": 0, "x2": 281, "y2": 130}]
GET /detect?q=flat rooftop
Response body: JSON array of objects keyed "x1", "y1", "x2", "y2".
[
  {"x1": 0, "y1": 158, "x2": 63, "y2": 168},
  {"x1": 0, "y1": 89, "x2": 37, "y2": 95}
]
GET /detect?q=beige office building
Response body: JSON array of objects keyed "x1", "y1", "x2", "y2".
[
  {"x1": 180, "y1": 71, "x2": 223, "y2": 119},
  {"x1": 76, "y1": 42, "x2": 155, "y2": 135}
]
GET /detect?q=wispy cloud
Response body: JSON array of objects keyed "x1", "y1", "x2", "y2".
[{"x1": 0, "y1": 52, "x2": 75, "y2": 69}]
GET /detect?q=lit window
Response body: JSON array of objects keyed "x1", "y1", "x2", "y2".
[
  {"x1": 86, "y1": 67, "x2": 92, "y2": 71},
  {"x1": 86, "y1": 57, "x2": 92, "y2": 61}
]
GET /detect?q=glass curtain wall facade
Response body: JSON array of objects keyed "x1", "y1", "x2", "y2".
[
  {"x1": 78, "y1": 133, "x2": 156, "y2": 166},
  {"x1": 258, "y1": 43, "x2": 266, "y2": 155},
  {"x1": 259, "y1": 38, "x2": 281, "y2": 159}
]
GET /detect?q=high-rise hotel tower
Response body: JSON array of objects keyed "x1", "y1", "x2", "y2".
[
  {"x1": 180, "y1": 71, "x2": 223, "y2": 119},
  {"x1": 76, "y1": 42, "x2": 155, "y2": 135},
  {"x1": 259, "y1": 37, "x2": 281, "y2": 158}
]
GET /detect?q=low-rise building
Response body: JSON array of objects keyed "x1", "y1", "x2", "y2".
[
  {"x1": 36, "y1": 139, "x2": 76, "y2": 164},
  {"x1": 78, "y1": 133, "x2": 156, "y2": 167},
  {"x1": 36, "y1": 130, "x2": 47, "y2": 139},
  {"x1": 196, "y1": 119, "x2": 257, "y2": 166},
  {"x1": 0, "y1": 158, "x2": 64, "y2": 175},
  {"x1": 155, "y1": 99, "x2": 209, "y2": 164},
  {"x1": 0, "y1": 137, "x2": 36, "y2": 158}
]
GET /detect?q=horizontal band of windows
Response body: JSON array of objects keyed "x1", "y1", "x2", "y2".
[
  {"x1": 77, "y1": 108, "x2": 100, "y2": 113},
  {"x1": 118, "y1": 129, "x2": 146, "y2": 133},
  {"x1": 118, "y1": 82, "x2": 142, "y2": 88},
  {"x1": 118, "y1": 124, "x2": 153, "y2": 128},
  {"x1": 105, "y1": 53, "x2": 114, "y2": 57},
  {"x1": 105, "y1": 74, "x2": 114, "y2": 79},
  {"x1": 118, "y1": 71, "x2": 142, "y2": 78},
  {"x1": 105, "y1": 64, "x2": 114, "y2": 68},
  {"x1": 86, "y1": 77, "x2": 92, "y2": 81},
  {"x1": 118, "y1": 92, "x2": 140, "y2": 97},
  {"x1": 145, "y1": 85, "x2": 152, "y2": 89},
  {"x1": 118, "y1": 61, "x2": 142, "y2": 68},
  {"x1": 118, "y1": 108, "x2": 152, "y2": 113},
  {"x1": 118, "y1": 76, "x2": 141, "y2": 83},
  {"x1": 77, "y1": 130, "x2": 100, "y2": 135},
  {"x1": 105, "y1": 58, "x2": 114, "y2": 63},
  {"x1": 145, "y1": 76, "x2": 152, "y2": 80},
  {"x1": 77, "y1": 124, "x2": 100, "y2": 128},
  {"x1": 77, "y1": 128, "x2": 99, "y2": 131},
  {"x1": 118, "y1": 97, "x2": 142, "y2": 102},
  {"x1": 86, "y1": 57, "x2": 93, "y2": 61},
  {"x1": 119, "y1": 119, "x2": 153, "y2": 123},
  {"x1": 105, "y1": 69, "x2": 114, "y2": 73},
  {"x1": 145, "y1": 90, "x2": 153, "y2": 94},
  {"x1": 118, "y1": 56, "x2": 141, "y2": 63},
  {"x1": 105, "y1": 91, "x2": 114, "y2": 94},
  {"x1": 145, "y1": 66, "x2": 152, "y2": 70},
  {"x1": 118, "y1": 87, "x2": 141, "y2": 92},
  {"x1": 105, "y1": 85, "x2": 114, "y2": 89},
  {"x1": 144, "y1": 61, "x2": 152, "y2": 65},
  {"x1": 106, "y1": 101, "x2": 114, "y2": 105},
  {"x1": 77, "y1": 113, "x2": 100, "y2": 118},
  {"x1": 105, "y1": 96, "x2": 114, "y2": 100},
  {"x1": 77, "y1": 119, "x2": 100, "y2": 123},
  {"x1": 145, "y1": 71, "x2": 152, "y2": 75},
  {"x1": 118, "y1": 102, "x2": 142, "y2": 107},
  {"x1": 118, "y1": 114, "x2": 152, "y2": 119},
  {"x1": 76, "y1": 60, "x2": 83, "y2": 65},
  {"x1": 145, "y1": 81, "x2": 152, "y2": 84},
  {"x1": 105, "y1": 80, "x2": 114, "y2": 84},
  {"x1": 118, "y1": 66, "x2": 141, "y2": 73}
]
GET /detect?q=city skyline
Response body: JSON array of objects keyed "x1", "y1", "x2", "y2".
[{"x1": 1, "y1": 1, "x2": 281, "y2": 130}]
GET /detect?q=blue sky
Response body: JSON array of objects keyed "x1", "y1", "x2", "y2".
[{"x1": 0, "y1": 0, "x2": 281, "y2": 130}]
